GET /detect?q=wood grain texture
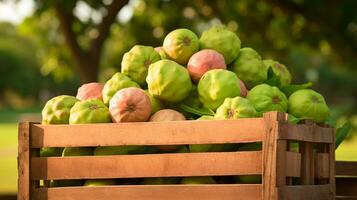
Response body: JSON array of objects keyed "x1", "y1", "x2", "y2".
[
  {"x1": 31, "y1": 151, "x2": 262, "y2": 180},
  {"x1": 300, "y1": 142, "x2": 315, "y2": 185},
  {"x1": 286, "y1": 151, "x2": 301, "y2": 178},
  {"x1": 30, "y1": 119, "x2": 265, "y2": 148},
  {"x1": 315, "y1": 153, "x2": 330, "y2": 179},
  {"x1": 279, "y1": 123, "x2": 334, "y2": 143},
  {"x1": 278, "y1": 185, "x2": 334, "y2": 200},
  {"x1": 18, "y1": 122, "x2": 30, "y2": 200},
  {"x1": 336, "y1": 177, "x2": 357, "y2": 197},
  {"x1": 336, "y1": 161, "x2": 357, "y2": 176},
  {"x1": 32, "y1": 184, "x2": 262, "y2": 200}
]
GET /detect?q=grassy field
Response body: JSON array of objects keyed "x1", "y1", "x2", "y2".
[{"x1": 0, "y1": 123, "x2": 356, "y2": 194}]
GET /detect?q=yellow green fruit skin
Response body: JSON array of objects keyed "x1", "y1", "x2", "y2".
[
  {"x1": 199, "y1": 26, "x2": 241, "y2": 64},
  {"x1": 144, "y1": 90, "x2": 164, "y2": 114},
  {"x1": 121, "y1": 45, "x2": 161, "y2": 86},
  {"x1": 69, "y1": 99, "x2": 111, "y2": 124},
  {"x1": 263, "y1": 59, "x2": 292, "y2": 86},
  {"x1": 246, "y1": 84, "x2": 288, "y2": 116},
  {"x1": 163, "y1": 28, "x2": 199, "y2": 64},
  {"x1": 41, "y1": 95, "x2": 79, "y2": 124},
  {"x1": 236, "y1": 175, "x2": 262, "y2": 184},
  {"x1": 102, "y1": 72, "x2": 140, "y2": 105},
  {"x1": 288, "y1": 89, "x2": 330, "y2": 123},
  {"x1": 146, "y1": 60, "x2": 192, "y2": 102},
  {"x1": 198, "y1": 69, "x2": 241, "y2": 111},
  {"x1": 214, "y1": 97, "x2": 258, "y2": 119},
  {"x1": 62, "y1": 147, "x2": 93, "y2": 156},
  {"x1": 40, "y1": 147, "x2": 63, "y2": 157},
  {"x1": 181, "y1": 177, "x2": 216, "y2": 184},
  {"x1": 84, "y1": 179, "x2": 116, "y2": 186},
  {"x1": 229, "y1": 48, "x2": 268, "y2": 88}
]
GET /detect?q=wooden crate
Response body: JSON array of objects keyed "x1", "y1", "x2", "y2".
[
  {"x1": 18, "y1": 112, "x2": 336, "y2": 200},
  {"x1": 336, "y1": 161, "x2": 357, "y2": 199}
]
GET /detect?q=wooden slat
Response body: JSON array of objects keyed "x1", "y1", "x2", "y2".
[
  {"x1": 336, "y1": 161, "x2": 357, "y2": 176},
  {"x1": 32, "y1": 184, "x2": 262, "y2": 200},
  {"x1": 18, "y1": 122, "x2": 30, "y2": 200},
  {"x1": 31, "y1": 151, "x2": 262, "y2": 180},
  {"x1": 300, "y1": 142, "x2": 315, "y2": 185},
  {"x1": 336, "y1": 177, "x2": 357, "y2": 196},
  {"x1": 278, "y1": 185, "x2": 334, "y2": 200},
  {"x1": 279, "y1": 123, "x2": 334, "y2": 143},
  {"x1": 329, "y1": 138, "x2": 336, "y2": 197},
  {"x1": 30, "y1": 119, "x2": 265, "y2": 148},
  {"x1": 315, "y1": 153, "x2": 330, "y2": 179},
  {"x1": 286, "y1": 151, "x2": 301, "y2": 177}
]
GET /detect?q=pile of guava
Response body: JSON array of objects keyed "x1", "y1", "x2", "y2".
[{"x1": 40, "y1": 25, "x2": 331, "y2": 186}]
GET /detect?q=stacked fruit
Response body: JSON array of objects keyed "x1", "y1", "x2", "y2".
[{"x1": 41, "y1": 26, "x2": 330, "y2": 186}]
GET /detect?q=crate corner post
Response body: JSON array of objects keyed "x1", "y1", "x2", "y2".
[{"x1": 18, "y1": 122, "x2": 31, "y2": 200}]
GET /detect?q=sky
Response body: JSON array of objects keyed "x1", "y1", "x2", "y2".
[{"x1": 0, "y1": 0, "x2": 34, "y2": 24}]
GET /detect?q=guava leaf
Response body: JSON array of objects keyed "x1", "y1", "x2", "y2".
[
  {"x1": 264, "y1": 67, "x2": 281, "y2": 87},
  {"x1": 179, "y1": 104, "x2": 215, "y2": 116},
  {"x1": 288, "y1": 114, "x2": 301, "y2": 124},
  {"x1": 281, "y1": 82, "x2": 313, "y2": 97},
  {"x1": 335, "y1": 122, "x2": 352, "y2": 149}
]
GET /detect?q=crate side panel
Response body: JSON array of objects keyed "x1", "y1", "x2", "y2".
[
  {"x1": 279, "y1": 123, "x2": 334, "y2": 143},
  {"x1": 336, "y1": 161, "x2": 357, "y2": 176},
  {"x1": 278, "y1": 185, "x2": 334, "y2": 200}
]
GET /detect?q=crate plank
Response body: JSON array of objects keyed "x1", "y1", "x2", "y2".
[
  {"x1": 278, "y1": 185, "x2": 334, "y2": 200},
  {"x1": 18, "y1": 122, "x2": 31, "y2": 200},
  {"x1": 336, "y1": 177, "x2": 357, "y2": 197},
  {"x1": 279, "y1": 123, "x2": 334, "y2": 143},
  {"x1": 300, "y1": 142, "x2": 315, "y2": 185},
  {"x1": 286, "y1": 151, "x2": 301, "y2": 177},
  {"x1": 32, "y1": 184, "x2": 262, "y2": 200},
  {"x1": 315, "y1": 153, "x2": 330, "y2": 179},
  {"x1": 30, "y1": 119, "x2": 265, "y2": 148},
  {"x1": 31, "y1": 151, "x2": 262, "y2": 180},
  {"x1": 336, "y1": 161, "x2": 357, "y2": 176}
]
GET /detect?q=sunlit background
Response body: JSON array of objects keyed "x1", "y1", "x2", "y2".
[{"x1": 0, "y1": 0, "x2": 356, "y2": 197}]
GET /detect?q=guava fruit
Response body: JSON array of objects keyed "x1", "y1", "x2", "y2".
[
  {"x1": 62, "y1": 147, "x2": 93, "y2": 156},
  {"x1": 84, "y1": 179, "x2": 116, "y2": 186},
  {"x1": 146, "y1": 60, "x2": 192, "y2": 102},
  {"x1": 246, "y1": 84, "x2": 288, "y2": 116},
  {"x1": 69, "y1": 99, "x2": 111, "y2": 124},
  {"x1": 144, "y1": 90, "x2": 164, "y2": 114},
  {"x1": 181, "y1": 177, "x2": 216, "y2": 184},
  {"x1": 141, "y1": 178, "x2": 180, "y2": 185},
  {"x1": 121, "y1": 45, "x2": 161, "y2": 86},
  {"x1": 236, "y1": 176, "x2": 262, "y2": 184},
  {"x1": 263, "y1": 59, "x2": 292, "y2": 86},
  {"x1": 175, "y1": 145, "x2": 189, "y2": 153},
  {"x1": 93, "y1": 146, "x2": 129, "y2": 155},
  {"x1": 102, "y1": 72, "x2": 140, "y2": 105},
  {"x1": 155, "y1": 46, "x2": 168, "y2": 59},
  {"x1": 197, "y1": 115, "x2": 215, "y2": 120},
  {"x1": 239, "y1": 79, "x2": 248, "y2": 97},
  {"x1": 76, "y1": 82, "x2": 104, "y2": 101},
  {"x1": 199, "y1": 26, "x2": 241, "y2": 64},
  {"x1": 214, "y1": 97, "x2": 257, "y2": 119},
  {"x1": 187, "y1": 49, "x2": 226, "y2": 82},
  {"x1": 109, "y1": 87, "x2": 152, "y2": 122},
  {"x1": 229, "y1": 48, "x2": 268, "y2": 88},
  {"x1": 41, "y1": 95, "x2": 79, "y2": 124},
  {"x1": 288, "y1": 89, "x2": 330, "y2": 123},
  {"x1": 198, "y1": 69, "x2": 241, "y2": 110},
  {"x1": 163, "y1": 28, "x2": 199, "y2": 64},
  {"x1": 237, "y1": 143, "x2": 262, "y2": 151},
  {"x1": 40, "y1": 147, "x2": 63, "y2": 157}
]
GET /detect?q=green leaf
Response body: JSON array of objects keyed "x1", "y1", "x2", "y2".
[
  {"x1": 288, "y1": 114, "x2": 301, "y2": 124},
  {"x1": 179, "y1": 104, "x2": 215, "y2": 117},
  {"x1": 281, "y1": 82, "x2": 313, "y2": 97},
  {"x1": 264, "y1": 67, "x2": 281, "y2": 87},
  {"x1": 335, "y1": 122, "x2": 352, "y2": 149}
]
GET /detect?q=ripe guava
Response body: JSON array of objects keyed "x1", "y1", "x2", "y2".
[
  {"x1": 214, "y1": 97, "x2": 257, "y2": 119},
  {"x1": 40, "y1": 147, "x2": 63, "y2": 157},
  {"x1": 146, "y1": 60, "x2": 192, "y2": 102},
  {"x1": 163, "y1": 28, "x2": 199, "y2": 64},
  {"x1": 198, "y1": 69, "x2": 241, "y2": 110},
  {"x1": 246, "y1": 84, "x2": 288, "y2": 116},
  {"x1": 288, "y1": 89, "x2": 330, "y2": 123},
  {"x1": 239, "y1": 79, "x2": 248, "y2": 97},
  {"x1": 154, "y1": 46, "x2": 168, "y2": 59},
  {"x1": 102, "y1": 72, "x2": 140, "y2": 105},
  {"x1": 84, "y1": 179, "x2": 116, "y2": 186},
  {"x1": 121, "y1": 45, "x2": 161, "y2": 86},
  {"x1": 141, "y1": 178, "x2": 180, "y2": 185},
  {"x1": 263, "y1": 59, "x2": 292, "y2": 86},
  {"x1": 187, "y1": 49, "x2": 226, "y2": 82},
  {"x1": 229, "y1": 48, "x2": 268, "y2": 88},
  {"x1": 109, "y1": 87, "x2": 152, "y2": 122},
  {"x1": 41, "y1": 95, "x2": 79, "y2": 124},
  {"x1": 62, "y1": 147, "x2": 93, "y2": 156},
  {"x1": 76, "y1": 82, "x2": 104, "y2": 101},
  {"x1": 69, "y1": 99, "x2": 111, "y2": 124},
  {"x1": 181, "y1": 177, "x2": 216, "y2": 184},
  {"x1": 199, "y1": 26, "x2": 241, "y2": 64},
  {"x1": 144, "y1": 90, "x2": 164, "y2": 114}
]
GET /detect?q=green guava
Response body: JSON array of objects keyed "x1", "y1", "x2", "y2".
[
  {"x1": 62, "y1": 147, "x2": 93, "y2": 156},
  {"x1": 141, "y1": 178, "x2": 180, "y2": 185},
  {"x1": 229, "y1": 48, "x2": 268, "y2": 88},
  {"x1": 199, "y1": 26, "x2": 241, "y2": 64},
  {"x1": 198, "y1": 69, "x2": 241, "y2": 110},
  {"x1": 155, "y1": 47, "x2": 168, "y2": 59},
  {"x1": 146, "y1": 60, "x2": 192, "y2": 102},
  {"x1": 102, "y1": 72, "x2": 140, "y2": 105},
  {"x1": 197, "y1": 115, "x2": 214, "y2": 120},
  {"x1": 144, "y1": 90, "x2": 164, "y2": 114},
  {"x1": 84, "y1": 179, "x2": 116, "y2": 186},
  {"x1": 236, "y1": 176, "x2": 262, "y2": 184},
  {"x1": 40, "y1": 147, "x2": 63, "y2": 157},
  {"x1": 237, "y1": 143, "x2": 262, "y2": 151},
  {"x1": 175, "y1": 145, "x2": 189, "y2": 153},
  {"x1": 214, "y1": 97, "x2": 257, "y2": 119},
  {"x1": 246, "y1": 84, "x2": 288, "y2": 116},
  {"x1": 69, "y1": 99, "x2": 111, "y2": 124},
  {"x1": 121, "y1": 45, "x2": 161, "y2": 86},
  {"x1": 181, "y1": 177, "x2": 216, "y2": 184},
  {"x1": 93, "y1": 146, "x2": 128, "y2": 155},
  {"x1": 163, "y1": 28, "x2": 199, "y2": 64},
  {"x1": 41, "y1": 95, "x2": 79, "y2": 124},
  {"x1": 263, "y1": 59, "x2": 292, "y2": 87},
  {"x1": 288, "y1": 89, "x2": 330, "y2": 123}
]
